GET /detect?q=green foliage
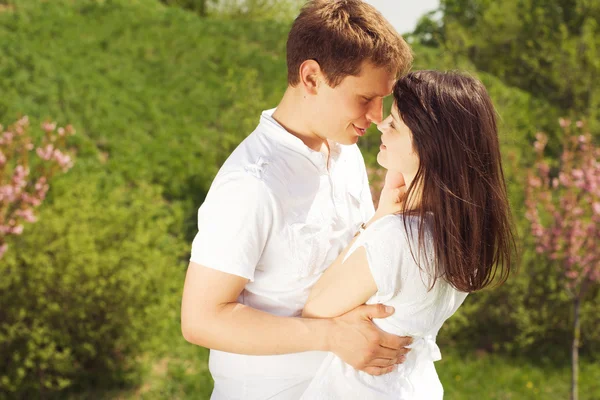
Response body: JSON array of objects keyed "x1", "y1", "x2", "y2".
[
  {"x1": 160, "y1": 0, "x2": 208, "y2": 16},
  {"x1": 0, "y1": 172, "x2": 186, "y2": 397},
  {"x1": 438, "y1": 0, "x2": 600, "y2": 130},
  {"x1": 405, "y1": 0, "x2": 600, "y2": 361},
  {"x1": 159, "y1": 0, "x2": 303, "y2": 20},
  {"x1": 1, "y1": 0, "x2": 599, "y2": 396},
  {"x1": 0, "y1": 0, "x2": 291, "y2": 239}
]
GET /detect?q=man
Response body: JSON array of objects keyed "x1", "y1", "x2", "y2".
[{"x1": 181, "y1": 1, "x2": 414, "y2": 398}]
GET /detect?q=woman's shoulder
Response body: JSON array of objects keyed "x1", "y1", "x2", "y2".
[{"x1": 368, "y1": 213, "x2": 431, "y2": 239}]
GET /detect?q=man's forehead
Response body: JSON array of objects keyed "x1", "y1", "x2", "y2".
[{"x1": 353, "y1": 63, "x2": 396, "y2": 96}]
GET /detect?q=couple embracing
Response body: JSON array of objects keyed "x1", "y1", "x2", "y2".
[{"x1": 182, "y1": 0, "x2": 515, "y2": 398}]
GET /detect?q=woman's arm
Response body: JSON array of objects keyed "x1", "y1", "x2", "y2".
[
  {"x1": 302, "y1": 246, "x2": 377, "y2": 318},
  {"x1": 182, "y1": 261, "x2": 411, "y2": 375},
  {"x1": 302, "y1": 171, "x2": 407, "y2": 319}
]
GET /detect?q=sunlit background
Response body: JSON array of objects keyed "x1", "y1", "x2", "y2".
[{"x1": 1, "y1": 0, "x2": 598, "y2": 399}]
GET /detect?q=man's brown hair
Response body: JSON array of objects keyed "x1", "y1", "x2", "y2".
[{"x1": 287, "y1": 0, "x2": 413, "y2": 87}]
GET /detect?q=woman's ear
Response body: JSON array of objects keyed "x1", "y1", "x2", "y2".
[{"x1": 298, "y1": 60, "x2": 322, "y2": 95}]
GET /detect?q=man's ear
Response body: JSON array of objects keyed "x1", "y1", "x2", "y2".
[{"x1": 298, "y1": 60, "x2": 323, "y2": 95}]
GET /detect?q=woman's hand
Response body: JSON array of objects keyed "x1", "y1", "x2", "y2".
[{"x1": 373, "y1": 171, "x2": 407, "y2": 221}]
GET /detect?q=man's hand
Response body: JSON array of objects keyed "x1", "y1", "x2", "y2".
[{"x1": 328, "y1": 304, "x2": 412, "y2": 376}]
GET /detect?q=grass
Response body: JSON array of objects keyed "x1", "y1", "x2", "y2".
[
  {"x1": 71, "y1": 318, "x2": 600, "y2": 400},
  {"x1": 437, "y1": 350, "x2": 600, "y2": 400}
]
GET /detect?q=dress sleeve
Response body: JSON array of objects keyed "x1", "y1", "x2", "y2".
[
  {"x1": 358, "y1": 216, "x2": 418, "y2": 302},
  {"x1": 189, "y1": 171, "x2": 275, "y2": 281}
]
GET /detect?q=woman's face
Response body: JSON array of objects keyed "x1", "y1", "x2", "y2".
[{"x1": 376, "y1": 104, "x2": 420, "y2": 184}]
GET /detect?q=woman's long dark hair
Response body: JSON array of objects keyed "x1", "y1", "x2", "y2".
[{"x1": 394, "y1": 70, "x2": 516, "y2": 292}]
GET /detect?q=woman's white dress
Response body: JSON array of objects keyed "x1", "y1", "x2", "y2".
[{"x1": 301, "y1": 214, "x2": 468, "y2": 399}]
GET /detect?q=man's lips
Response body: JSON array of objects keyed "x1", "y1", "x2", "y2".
[{"x1": 353, "y1": 124, "x2": 367, "y2": 136}]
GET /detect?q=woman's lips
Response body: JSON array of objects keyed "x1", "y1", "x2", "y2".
[
  {"x1": 353, "y1": 124, "x2": 366, "y2": 136},
  {"x1": 380, "y1": 144, "x2": 387, "y2": 150}
]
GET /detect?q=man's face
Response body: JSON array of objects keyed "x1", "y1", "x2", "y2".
[{"x1": 310, "y1": 62, "x2": 396, "y2": 145}]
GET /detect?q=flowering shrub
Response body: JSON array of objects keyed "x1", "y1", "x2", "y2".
[
  {"x1": 0, "y1": 116, "x2": 75, "y2": 258},
  {"x1": 525, "y1": 118, "x2": 600, "y2": 400}
]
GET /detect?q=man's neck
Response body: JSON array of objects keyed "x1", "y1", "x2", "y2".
[{"x1": 272, "y1": 87, "x2": 328, "y2": 153}]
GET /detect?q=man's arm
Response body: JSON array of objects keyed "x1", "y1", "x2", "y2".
[
  {"x1": 181, "y1": 261, "x2": 410, "y2": 375},
  {"x1": 181, "y1": 262, "x2": 329, "y2": 355}
]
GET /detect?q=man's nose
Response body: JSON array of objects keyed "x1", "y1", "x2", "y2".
[{"x1": 366, "y1": 97, "x2": 384, "y2": 124}]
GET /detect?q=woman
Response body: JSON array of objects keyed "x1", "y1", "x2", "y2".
[{"x1": 300, "y1": 70, "x2": 516, "y2": 399}]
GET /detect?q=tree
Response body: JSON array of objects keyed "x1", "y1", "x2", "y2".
[
  {"x1": 437, "y1": 0, "x2": 600, "y2": 130},
  {"x1": 525, "y1": 118, "x2": 600, "y2": 400},
  {"x1": 0, "y1": 116, "x2": 75, "y2": 258}
]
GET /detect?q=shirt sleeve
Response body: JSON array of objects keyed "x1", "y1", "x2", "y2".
[
  {"x1": 356, "y1": 146, "x2": 375, "y2": 221},
  {"x1": 189, "y1": 171, "x2": 275, "y2": 281}
]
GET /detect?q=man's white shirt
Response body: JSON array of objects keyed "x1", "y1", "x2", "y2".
[{"x1": 190, "y1": 109, "x2": 375, "y2": 399}]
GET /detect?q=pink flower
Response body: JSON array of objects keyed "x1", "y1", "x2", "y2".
[
  {"x1": 0, "y1": 243, "x2": 7, "y2": 259},
  {"x1": 572, "y1": 169, "x2": 584, "y2": 180},
  {"x1": 17, "y1": 116, "x2": 29, "y2": 126},
  {"x1": 53, "y1": 150, "x2": 73, "y2": 171},
  {"x1": 593, "y1": 203, "x2": 600, "y2": 215},
  {"x1": 3, "y1": 131, "x2": 13, "y2": 143},
  {"x1": 15, "y1": 208, "x2": 37, "y2": 223},
  {"x1": 529, "y1": 176, "x2": 542, "y2": 188},
  {"x1": 36, "y1": 144, "x2": 55, "y2": 161},
  {"x1": 559, "y1": 118, "x2": 571, "y2": 128},
  {"x1": 538, "y1": 163, "x2": 550, "y2": 176},
  {"x1": 42, "y1": 121, "x2": 57, "y2": 133}
]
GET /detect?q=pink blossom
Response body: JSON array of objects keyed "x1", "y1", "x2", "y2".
[
  {"x1": 559, "y1": 118, "x2": 571, "y2": 128},
  {"x1": 53, "y1": 149, "x2": 73, "y2": 171},
  {"x1": 36, "y1": 144, "x2": 55, "y2": 161},
  {"x1": 525, "y1": 118, "x2": 600, "y2": 300},
  {"x1": 529, "y1": 176, "x2": 542, "y2": 188},
  {"x1": 17, "y1": 116, "x2": 29, "y2": 126},
  {"x1": 3, "y1": 131, "x2": 13, "y2": 143},
  {"x1": 15, "y1": 208, "x2": 36, "y2": 223},
  {"x1": 0, "y1": 116, "x2": 74, "y2": 259},
  {"x1": 538, "y1": 163, "x2": 550, "y2": 176},
  {"x1": 42, "y1": 121, "x2": 57, "y2": 133},
  {"x1": 21, "y1": 192, "x2": 41, "y2": 207}
]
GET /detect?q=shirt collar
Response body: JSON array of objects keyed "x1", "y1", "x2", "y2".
[{"x1": 259, "y1": 109, "x2": 343, "y2": 171}]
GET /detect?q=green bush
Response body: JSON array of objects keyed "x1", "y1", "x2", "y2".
[
  {"x1": 0, "y1": 172, "x2": 186, "y2": 397},
  {"x1": 1, "y1": 1, "x2": 598, "y2": 397}
]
